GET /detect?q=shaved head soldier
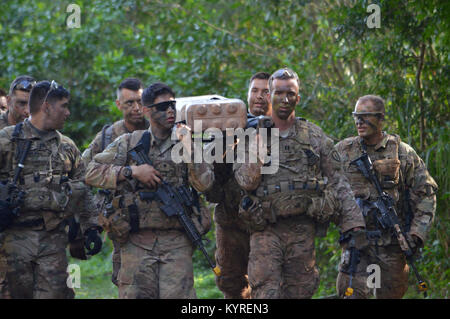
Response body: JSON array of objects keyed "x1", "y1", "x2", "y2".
[
  {"x1": 335, "y1": 95, "x2": 437, "y2": 298},
  {"x1": 234, "y1": 68, "x2": 365, "y2": 298},
  {"x1": 82, "y1": 78, "x2": 149, "y2": 286}
]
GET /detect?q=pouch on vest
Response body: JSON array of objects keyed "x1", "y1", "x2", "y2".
[
  {"x1": 64, "y1": 181, "x2": 90, "y2": 214},
  {"x1": 98, "y1": 196, "x2": 131, "y2": 244},
  {"x1": 21, "y1": 177, "x2": 71, "y2": 213},
  {"x1": 269, "y1": 191, "x2": 312, "y2": 218},
  {"x1": 373, "y1": 158, "x2": 400, "y2": 189},
  {"x1": 306, "y1": 188, "x2": 339, "y2": 223}
]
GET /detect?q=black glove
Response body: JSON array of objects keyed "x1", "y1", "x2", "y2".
[
  {"x1": 84, "y1": 228, "x2": 102, "y2": 256},
  {"x1": 0, "y1": 201, "x2": 17, "y2": 232}
]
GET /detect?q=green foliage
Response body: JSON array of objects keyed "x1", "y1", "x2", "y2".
[
  {"x1": 1, "y1": 0, "x2": 448, "y2": 298},
  {"x1": 69, "y1": 237, "x2": 118, "y2": 299}
]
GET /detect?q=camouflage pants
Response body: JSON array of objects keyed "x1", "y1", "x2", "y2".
[
  {"x1": 214, "y1": 204, "x2": 250, "y2": 298},
  {"x1": 336, "y1": 244, "x2": 409, "y2": 299},
  {"x1": 0, "y1": 225, "x2": 74, "y2": 299},
  {"x1": 248, "y1": 215, "x2": 319, "y2": 299},
  {"x1": 118, "y1": 229, "x2": 196, "y2": 299}
]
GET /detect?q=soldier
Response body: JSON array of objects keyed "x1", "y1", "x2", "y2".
[
  {"x1": 335, "y1": 95, "x2": 437, "y2": 299},
  {"x1": 0, "y1": 89, "x2": 7, "y2": 112},
  {"x1": 0, "y1": 80, "x2": 101, "y2": 298},
  {"x1": 248, "y1": 72, "x2": 272, "y2": 117},
  {"x1": 234, "y1": 68, "x2": 365, "y2": 298},
  {"x1": 85, "y1": 82, "x2": 214, "y2": 299},
  {"x1": 204, "y1": 72, "x2": 272, "y2": 299},
  {"x1": 82, "y1": 78, "x2": 149, "y2": 286},
  {"x1": 0, "y1": 76, "x2": 36, "y2": 129},
  {"x1": 81, "y1": 78, "x2": 149, "y2": 166}
]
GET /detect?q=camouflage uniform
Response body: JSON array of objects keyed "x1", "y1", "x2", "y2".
[
  {"x1": 81, "y1": 119, "x2": 149, "y2": 167},
  {"x1": 0, "y1": 111, "x2": 11, "y2": 130},
  {"x1": 85, "y1": 128, "x2": 214, "y2": 299},
  {"x1": 234, "y1": 118, "x2": 365, "y2": 299},
  {"x1": 0, "y1": 120, "x2": 96, "y2": 298},
  {"x1": 335, "y1": 133, "x2": 437, "y2": 298},
  {"x1": 82, "y1": 119, "x2": 149, "y2": 286},
  {"x1": 204, "y1": 162, "x2": 250, "y2": 299}
]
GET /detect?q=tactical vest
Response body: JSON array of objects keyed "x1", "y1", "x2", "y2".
[
  {"x1": 112, "y1": 130, "x2": 190, "y2": 231},
  {"x1": 9, "y1": 123, "x2": 76, "y2": 229},
  {"x1": 255, "y1": 119, "x2": 328, "y2": 219},
  {"x1": 342, "y1": 134, "x2": 406, "y2": 239},
  {"x1": 345, "y1": 134, "x2": 401, "y2": 200}
]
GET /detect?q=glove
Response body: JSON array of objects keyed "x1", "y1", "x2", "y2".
[
  {"x1": 0, "y1": 201, "x2": 17, "y2": 232},
  {"x1": 84, "y1": 228, "x2": 103, "y2": 256}
]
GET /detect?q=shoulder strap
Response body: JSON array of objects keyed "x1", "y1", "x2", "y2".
[
  {"x1": 12, "y1": 122, "x2": 24, "y2": 140},
  {"x1": 139, "y1": 130, "x2": 152, "y2": 155},
  {"x1": 12, "y1": 122, "x2": 24, "y2": 161},
  {"x1": 100, "y1": 123, "x2": 113, "y2": 151},
  {"x1": 11, "y1": 122, "x2": 32, "y2": 184}
]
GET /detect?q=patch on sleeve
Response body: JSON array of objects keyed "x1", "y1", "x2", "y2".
[{"x1": 331, "y1": 150, "x2": 341, "y2": 162}]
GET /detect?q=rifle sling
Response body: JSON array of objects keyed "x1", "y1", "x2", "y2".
[{"x1": 127, "y1": 203, "x2": 140, "y2": 233}]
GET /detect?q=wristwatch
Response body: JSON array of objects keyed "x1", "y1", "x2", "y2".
[{"x1": 122, "y1": 166, "x2": 133, "y2": 180}]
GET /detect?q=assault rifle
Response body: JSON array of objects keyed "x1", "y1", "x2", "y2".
[
  {"x1": 0, "y1": 138, "x2": 32, "y2": 232},
  {"x1": 128, "y1": 137, "x2": 221, "y2": 276},
  {"x1": 351, "y1": 152, "x2": 428, "y2": 296}
]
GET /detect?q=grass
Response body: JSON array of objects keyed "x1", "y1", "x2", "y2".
[
  {"x1": 69, "y1": 222, "x2": 448, "y2": 299},
  {"x1": 69, "y1": 236, "x2": 223, "y2": 299}
]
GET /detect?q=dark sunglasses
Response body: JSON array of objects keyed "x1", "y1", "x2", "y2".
[
  {"x1": 272, "y1": 68, "x2": 296, "y2": 78},
  {"x1": 13, "y1": 79, "x2": 36, "y2": 92},
  {"x1": 145, "y1": 100, "x2": 176, "y2": 112}
]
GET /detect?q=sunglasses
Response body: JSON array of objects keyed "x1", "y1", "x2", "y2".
[
  {"x1": 352, "y1": 111, "x2": 383, "y2": 117},
  {"x1": 145, "y1": 100, "x2": 176, "y2": 112},
  {"x1": 13, "y1": 79, "x2": 36, "y2": 92},
  {"x1": 42, "y1": 80, "x2": 60, "y2": 104},
  {"x1": 272, "y1": 68, "x2": 296, "y2": 78}
]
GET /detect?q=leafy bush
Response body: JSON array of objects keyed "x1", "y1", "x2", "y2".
[{"x1": 1, "y1": 0, "x2": 447, "y2": 299}]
